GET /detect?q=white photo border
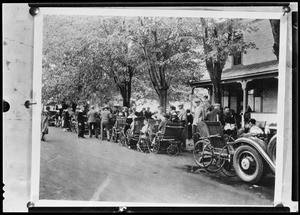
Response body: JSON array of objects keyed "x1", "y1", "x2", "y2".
[{"x1": 30, "y1": 6, "x2": 292, "y2": 209}]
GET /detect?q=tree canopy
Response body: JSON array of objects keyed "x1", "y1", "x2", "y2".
[{"x1": 42, "y1": 15, "x2": 260, "y2": 110}]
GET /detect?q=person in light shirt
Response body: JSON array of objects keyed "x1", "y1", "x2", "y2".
[
  {"x1": 151, "y1": 106, "x2": 164, "y2": 121},
  {"x1": 238, "y1": 118, "x2": 264, "y2": 137},
  {"x1": 247, "y1": 118, "x2": 264, "y2": 136}
]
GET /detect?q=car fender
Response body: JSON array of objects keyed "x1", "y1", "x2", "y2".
[{"x1": 233, "y1": 137, "x2": 275, "y2": 173}]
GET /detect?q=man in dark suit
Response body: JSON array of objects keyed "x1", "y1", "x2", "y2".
[{"x1": 77, "y1": 106, "x2": 86, "y2": 138}]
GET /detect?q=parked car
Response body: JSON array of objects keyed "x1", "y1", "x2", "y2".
[{"x1": 232, "y1": 133, "x2": 276, "y2": 183}]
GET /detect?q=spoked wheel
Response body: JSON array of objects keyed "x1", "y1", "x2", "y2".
[
  {"x1": 224, "y1": 134, "x2": 235, "y2": 142},
  {"x1": 111, "y1": 128, "x2": 118, "y2": 143},
  {"x1": 167, "y1": 143, "x2": 179, "y2": 156},
  {"x1": 125, "y1": 130, "x2": 132, "y2": 148},
  {"x1": 119, "y1": 132, "x2": 127, "y2": 147},
  {"x1": 219, "y1": 145, "x2": 236, "y2": 177},
  {"x1": 137, "y1": 138, "x2": 149, "y2": 153},
  {"x1": 233, "y1": 145, "x2": 264, "y2": 183},
  {"x1": 203, "y1": 144, "x2": 223, "y2": 173},
  {"x1": 148, "y1": 136, "x2": 160, "y2": 154},
  {"x1": 193, "y1": 140, "x2": 210, "y2": 168}
]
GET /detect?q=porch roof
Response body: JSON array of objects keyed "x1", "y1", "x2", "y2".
[{"x1": 190, "y1": 60, "x2": 278, "y2": 87}]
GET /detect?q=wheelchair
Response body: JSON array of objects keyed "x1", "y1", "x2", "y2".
[
  {"x1": 125, "y1": 117, "x2": 145, "y2": 149},
  {"x1": 148, "y1": 123, "x2": 185, "y2": 156},
  {"x1": 193, "y1": 121, "x2": 236, "y2": 177},
  {"x1": 111, "y1": 117, "x2": 127, "y2": 143}
]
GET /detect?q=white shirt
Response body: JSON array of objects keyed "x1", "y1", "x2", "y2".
[{"x1": 249, "y1": 125, "x2": 264, "y2": 135}]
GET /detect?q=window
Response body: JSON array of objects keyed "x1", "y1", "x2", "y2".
[{"x1": 233, "y1": 51, "x2": 242, "y2": 65}]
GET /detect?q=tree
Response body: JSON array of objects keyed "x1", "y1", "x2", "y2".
[
  {"x1": 42, "y1": 15, "x2": 118, "y2": 106},
  {"x1": 198, "y1": 18, "x2": 257, "y2": 104},
  {"x1": 269, "y1": 19, "x2": 280, "y2": 60},
  {"x1": 130, "y1": 17, "x2": 202, "y2": 112}
]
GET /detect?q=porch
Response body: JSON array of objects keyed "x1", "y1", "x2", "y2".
[{"x1": 190, "y1": 60, "x2": 279, "y2": 127}]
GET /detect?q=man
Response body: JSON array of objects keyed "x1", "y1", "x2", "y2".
[
  {"x1": 206, "y1": 103, "x2": 222, "y2": 122},
  {"x1": 77, "y1": 106, "x2": 86, "y2": 138},
  {"x1": 101, "y1": 105, "x2": 113, "y2": 141},
  {"x1": 247, "y1": 118, "x2": 264, "y2": 136},
  {"x1": 145, "y1": 107, "x2": 152, "y2": 119},
  {"x1": 177, "y1": 103, "x2": 187, "y2": 122},
  {"x1": 192, "y1": 99, "x2": 203, "y2": 139},
  {"x1": 169, "y1": 105, "x2": 179, "y2": 123},
  {"x1": 87, "y1": 106, "x2": 99, "y2": 138}
]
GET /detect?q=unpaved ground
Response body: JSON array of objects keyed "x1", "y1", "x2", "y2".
[{"x1": 39, "y1": 127, "x2": 274, "y2": 205}]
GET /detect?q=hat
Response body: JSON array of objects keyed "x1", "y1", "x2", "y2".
[{"x1": 194, "y1": 99, "x2": 200, "y2": 103}]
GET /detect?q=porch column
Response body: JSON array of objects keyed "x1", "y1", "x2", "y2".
[{"x1": 238, "y1": 80, "x2": 251, "y2": 127}]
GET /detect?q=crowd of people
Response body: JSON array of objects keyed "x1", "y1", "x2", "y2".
[{"x1": 41, "y1": 96, "x2": 262, "y2": 142}]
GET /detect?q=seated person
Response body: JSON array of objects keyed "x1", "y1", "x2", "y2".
[
  {"x1": 158, "y1": 113, "x2": 171, "y2": 134},
  {"x1": 238, "y1": 118, "x2": 264, "y2": 137},
  {"x1": 140, "y1": 119, "x2": 151, "y2": 139}
]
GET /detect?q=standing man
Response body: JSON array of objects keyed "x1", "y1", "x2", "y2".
[
  {"x1": 192, "y1": 99, "x2": 201, "y2": 139},
  {"x1": 87, "y1": 106, "x2": 99, "y2": 138},
  {"x1": 177, "y1": 103, "x2": 187, "y2": 122},
  {"x1": 77, "y1": 106, "x2": 86, "y2": 139},
  {"x1": 101, "y1": 105, "x2": 113, "y2": 141},
  {"x1": 207, "y1": 103, "x2": 222, "y2": 122}
]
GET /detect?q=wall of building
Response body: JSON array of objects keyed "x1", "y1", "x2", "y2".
[
  {"x1": 262, "y1": 83, "x2": 278, "y2": 113},
  {"x1": 224, "y1": 19, "x2": 277, "y2": 70}
]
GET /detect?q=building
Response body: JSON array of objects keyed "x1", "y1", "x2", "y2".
[{"x1": 190, "y1": 19, "x2": 278, "y2": 127}]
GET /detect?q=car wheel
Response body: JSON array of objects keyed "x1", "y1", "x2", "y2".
[{"x1": 233, "y1": 145, "x2": 264, "y2": 184}]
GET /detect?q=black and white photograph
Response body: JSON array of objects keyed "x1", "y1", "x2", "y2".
[{"x1": 2, "y1": 3, "x2": 298, "y2": 212}]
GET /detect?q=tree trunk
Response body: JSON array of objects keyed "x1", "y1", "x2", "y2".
[
  {"x1": 158, "y1": 88, "x2": 168, "y2": 114},
  {"x1": 211, "y1": 78, "x2": 222, "y2": 104},
  {"x1": 269, "y1": 19, "x2": 280, "y2": 60},
  {"x1": 113, "y1": 66, "x2": 133, "y2": 108},
  {"x1": 121, "y1": 80, "x2": 131, "y2": 108},
  {"x1": 206, "y1": 60, "x2": 223, "y2": 105}
]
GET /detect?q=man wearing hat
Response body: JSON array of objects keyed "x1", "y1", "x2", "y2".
[
  {"x1": 87, "y1": 105, "x2": 99, "y2": 138},
  {"x1": 177, "y1": 103, "x2": 186, "y2": 122}
]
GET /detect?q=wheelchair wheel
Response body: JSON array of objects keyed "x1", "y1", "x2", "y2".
[
  {"x1": 193, "y1": 140, "x2": 210, "y2": 168},
  {"x1": 167, "y1": 144, "x2": 179, "y2": 156},
  {"x1": 148, "y1": 136, "x2": 160, "y2": 154},
  {"x1": 219, "y1": 145, "x2": 236, "y2": 177},
  {"x1": 111, "y1": 128, "x2": 118, "y2": 143},
  {"x1": 203, "y1": 144, "x2": 222, "y2": 173},
  {"x1": 125, "y1": 130, "x2": 131, "y2": 148},
  {"x1": 137, "y1": 138, "x2": 148, "y2": 153},
  {"x1": 119, "y1": 132, "x2": 127, "y2": 147}
]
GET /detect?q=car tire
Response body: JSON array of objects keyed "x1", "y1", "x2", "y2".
[{"x1": 233, "y1": 145, "x2": 264, "y2": 184}]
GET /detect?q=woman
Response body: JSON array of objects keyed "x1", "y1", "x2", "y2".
[{"x1": 41, "y1": 106, "x2": 50, "y2": 141}]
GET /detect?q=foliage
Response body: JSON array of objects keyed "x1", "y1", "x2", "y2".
[
  {"x1": 196, "y1": 18, "x2": 258, "y2": 104},
  {"x1": 130, "y1": 16, "x2": 203, "y2": 111}
]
